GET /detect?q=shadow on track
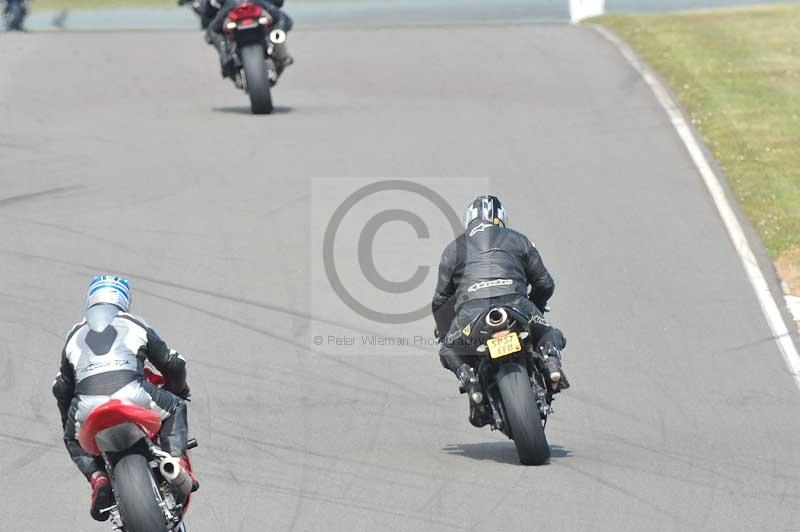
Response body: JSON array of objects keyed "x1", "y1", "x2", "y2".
[
  {"x1": 212, "y1": 105, "x2": 293, "y2": 115},
  {"x1": 443, "y1": 442, "x2": 571, "y2": 465}
]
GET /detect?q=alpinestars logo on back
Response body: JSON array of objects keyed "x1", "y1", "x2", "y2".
[
  {"x1": 469, "y1": 222, "x2": 494, "y2": 237},
  {"x1": 467, "y1": 279, "x2": 513, "y2": 292}
]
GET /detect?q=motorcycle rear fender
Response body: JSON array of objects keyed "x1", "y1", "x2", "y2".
[
  {"x1": 79, "y1": 399, "x2": 162, "y2": 456},
  {"x1": 95, "y1": 422, "x2": 148, "y2": 454},
  {"x1": 465, "y1": 305, "x2": 533, "y2": 340},
  {"x1": 233, "y1": 27, "x2": 267, "y2": 45}
]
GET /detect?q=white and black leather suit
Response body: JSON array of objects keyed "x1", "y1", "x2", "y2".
[
  {"x1": 52, "y1": 312, "x2": 189, "y2": 479},
  {"x1": 432, "y1": 219, "x2": 566, "y2": 374}
]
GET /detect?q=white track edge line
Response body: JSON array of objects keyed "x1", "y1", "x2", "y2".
[{"x1": 593, "y1": 25, "x2": 800, "y2": 389}]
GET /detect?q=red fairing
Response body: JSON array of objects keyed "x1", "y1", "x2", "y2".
[
  {"x1": 228, "y1": 2, "x2": 264, "y2": 21},
  {"x1": 144, "y1": 367, "x2": 165, "y2": 386},
  {"x1": 183, "y1": 455, "x2": 195, "y2": 513},
  {"x1": 79, "y1": 400, "x2": 162, "y2": 456}
]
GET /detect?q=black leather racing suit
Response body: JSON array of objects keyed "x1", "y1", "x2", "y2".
[
  {"x1": 52, "y1": 312, "x2": 189, "y2": 479},
  {"x1": 432, "y1": 219, "x2": 565, "y2": 374},
  {"x1": 205, "y1": 0, "x2": 293, "y2": 75}
]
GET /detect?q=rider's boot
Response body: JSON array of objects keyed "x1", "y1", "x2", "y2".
[
  {"x1": 271, "y1": 42, "x2": 294, "y2": 76},
  {"x1": 89, "y1": 471, "x2": 114, "y2": 521},
  {"x1": 219, "y1": 45, "x2": 236, "y2": 78},
  {"x1": 456, "y1": 364, "x2": 489, "y2": 427},
  {"x1": 456, "y1": 363, "x2": 477, "y2": 391},
  {"x1": 208, "y1": 33, "x2": 235, "y2": 77},
  {"x1": 541, "y1": 342, "x2": 570, "y2": 391}
]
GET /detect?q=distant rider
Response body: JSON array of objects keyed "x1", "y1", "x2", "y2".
[
  {"x1": 432, "y1": 195, "x2": 569, "y2": 419},
  {"x1": 204, "y1": 0, "x2": 293, "y2": 77},
  {"x1": 52, "y1": 276, "x2": 198, "y2": 521},
  {"x1": 3, "y1": 0, "x2": 28, "y2": 31}
]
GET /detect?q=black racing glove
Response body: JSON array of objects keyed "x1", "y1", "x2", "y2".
[{"x1": 174, "y1": 385, "x2": 192, "y2": 401}]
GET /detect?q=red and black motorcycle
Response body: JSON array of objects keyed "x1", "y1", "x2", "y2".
[
  {"x1": 78, "y1": 368, "x2": 197, "y2": 532},
  {"x1": 221, "y1": 2, "x2": 286, "y2": 114}
]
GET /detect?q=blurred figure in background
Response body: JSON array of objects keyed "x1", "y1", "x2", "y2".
[{"x1": 3, "y1": 0, "x2": 28, "y2": 31}]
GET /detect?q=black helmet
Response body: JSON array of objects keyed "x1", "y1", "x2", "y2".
[{"x1": 463, "y1": 195, "x2": 507, "y2": 229}]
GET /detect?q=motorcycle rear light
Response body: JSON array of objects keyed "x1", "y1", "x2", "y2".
[
  {"x1": 225, "y1": 21, "x2": 237, "y2": 30},
  {"x1": 258, "y1": 16, "x2": 269, "y2": 24},
  {"x1": 229, "y1": 3, "x2": 264, "y2": 21},
  {"x1": 491, "y1": 330, "x2": 510, "y2": 339}
]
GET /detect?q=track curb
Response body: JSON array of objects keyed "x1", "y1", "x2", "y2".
[{"x1": 592, "y1": 23, "x2": 800, "y2": 383}]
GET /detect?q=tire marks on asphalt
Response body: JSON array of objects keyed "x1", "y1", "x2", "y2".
[{"x1": 0, "y1": 185, "x2": 84, "y2": 209}]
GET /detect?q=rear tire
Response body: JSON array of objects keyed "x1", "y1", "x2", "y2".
[
  {"x1": 241, "y1": 43, "x2": 273, "y2": 115},
  {"x1": 113, "y1": 453, "x2": 167, "y2": 532},
  {"x1": 497, "y1": 362, "x2": 550, "y2": 465}
]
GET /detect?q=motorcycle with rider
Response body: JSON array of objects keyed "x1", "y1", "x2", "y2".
[
  {"x1": 181, "y1": 0, "x2": 293, "y2": 114},
  {"x1": 433, "y1": 195, "x2": 569, "y2": 465},
  {"x1": 53, "y1": 276, "x2": 200, "y2": 531}
]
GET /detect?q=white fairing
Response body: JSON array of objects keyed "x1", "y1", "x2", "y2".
[{"x1": 85, "y1": 303, "x2": 120, "y2": 332}]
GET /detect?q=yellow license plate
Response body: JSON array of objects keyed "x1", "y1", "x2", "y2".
[{"x1": 487, "y1": 332, "x2": 522, "y2": 359}]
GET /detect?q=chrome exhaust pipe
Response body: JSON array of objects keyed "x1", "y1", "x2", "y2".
[
  {"x1": 485, "y1": 308, "x2": 508, "y2": 329},
  {"x1": 159, "y1": 456, "x2": 193, "y2": 501},
  {"x1": 269, "y1": 29, "x2": 286, "y2": 44}
]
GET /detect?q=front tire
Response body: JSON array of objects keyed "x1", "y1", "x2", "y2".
[
  {"x1": 240, "y1": 43, "x2": 273, "y2": 114},
  {"x1": 113, "y1": 453, "x2": 167, "y2": 532},
  {"x1": 497, "y1": 362, "x2": 550, "y2": 465}
]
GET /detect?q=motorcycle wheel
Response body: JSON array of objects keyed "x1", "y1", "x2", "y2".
[
  {"x1": 240, "y1": 43, "x2": 273, "y2": 115},
  {"x1": 113, "y1": 453, "x2": 168, "y2": 532},
  {"x1": 496, "y1": 362, "x2": 550, "y2": 465}
]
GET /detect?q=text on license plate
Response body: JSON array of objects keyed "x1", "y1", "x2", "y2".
[{"x1": 486, "y1": 332, "x2": 522, "y2": 359}]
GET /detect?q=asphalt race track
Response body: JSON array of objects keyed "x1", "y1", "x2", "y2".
[
  {"x1": 3, "y1": 16, "x2": 800, "y2": 532},
  {"x1": 21, "y1": 0, "x2": 800, "y2": 31}
]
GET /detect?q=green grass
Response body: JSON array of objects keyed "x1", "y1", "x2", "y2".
[{"x1": 591, "y1": 4, "x2": 800, "y2": 285}]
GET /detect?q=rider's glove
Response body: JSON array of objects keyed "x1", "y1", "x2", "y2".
[
  {"x1": 434, "y1": 327, "x2": 446, "y2": 345},
  {"x1": 175, "y1": 385, "x2": 192, "y2": 401}
]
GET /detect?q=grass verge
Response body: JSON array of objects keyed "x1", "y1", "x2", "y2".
[{"x1": 591, "y1": 4, "x2": 800, "y2": 293}]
